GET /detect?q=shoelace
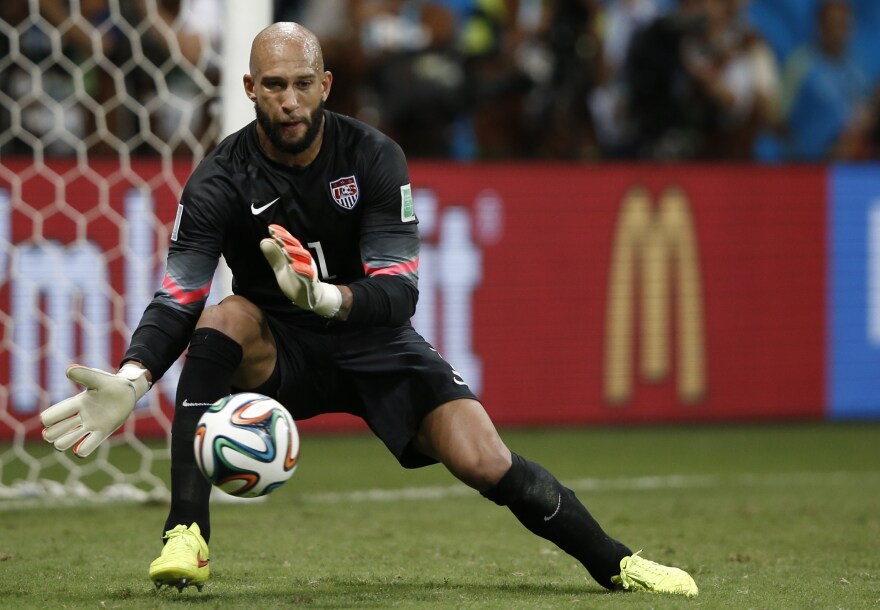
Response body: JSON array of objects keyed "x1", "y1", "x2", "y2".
[
  {"x1": 620, "y1": 550, "x2": 665, "y2": 588},
  {"x1": 161, "y1": 526, "x2": 198, "y2": 558},
  {"x1": 617, "y1": 550, "x2": 697, "y2": 597},
  {"x1": 163, "y1": 525, "x2": 190, "y2": 540}
]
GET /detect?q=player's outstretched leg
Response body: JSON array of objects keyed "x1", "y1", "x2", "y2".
[
  {"x1": 149, "y1": 523, "x2": 210, "y2": 592},
  {"x1": 482, "y1": 453, "x2": 698, "y2": 597},
  {"x1": 418, "y1": 399, "x2": 697, "y2": 596}
]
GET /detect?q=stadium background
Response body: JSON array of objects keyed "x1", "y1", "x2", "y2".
[{"x1": 1, "y1": 0, "x2": 879, "y2": 500}]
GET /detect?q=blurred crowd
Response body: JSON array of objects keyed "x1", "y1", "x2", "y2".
[{"x1": 2, "y1": 0, "x2": 880, "y2": 161}]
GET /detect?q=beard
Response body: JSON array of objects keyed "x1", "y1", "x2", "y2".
[{"x1": 255, "y1": 100, "x2": 325, "y2": 156}]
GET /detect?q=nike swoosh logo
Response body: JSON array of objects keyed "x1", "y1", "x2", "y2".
[
  {"x1": 182, "y1": 399, "x2": 215, "y2": 408},
  {"x1": 197, "y1": 551, "x2": 209, "y2": 568},
  {"x1": 251, "y1": 197, "x2": 280, "y2": 215},
  {"x1": 543, "y1": 493, "x2": 562, "y2": 522}
]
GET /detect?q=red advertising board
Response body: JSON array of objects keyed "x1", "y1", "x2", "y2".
[
  {"x1": 0, "y1": 161, "x2": 826, "y2": 437},
  {"x1": 409, "y1": 163, "x2": 826, "y2": 425}
]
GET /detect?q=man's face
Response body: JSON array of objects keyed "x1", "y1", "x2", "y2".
[
  {"x1": 246, "y1": 42, "x2": 331, "y2": 156},
  {"x1": 254, "y1": 96, "x2": 324, "y2": 156}
]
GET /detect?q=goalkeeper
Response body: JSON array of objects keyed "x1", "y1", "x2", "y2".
[{"x1": 40, "y1": 22, "x2": 697, "y2": 598}]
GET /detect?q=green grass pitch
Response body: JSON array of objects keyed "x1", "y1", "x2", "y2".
[{"x1": 1, "y1": 423, "x2": 879, "y2": 609}]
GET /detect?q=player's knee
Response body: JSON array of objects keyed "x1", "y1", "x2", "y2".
[
  {"x1": 197, "y1": 296, "x2": 264, "y2": 345},
  {"x1": 196, "y1": 298, "x2": 277, "y2": 388},
  {"x1": 449, "y1": 446, "x2": 512, "y2": 492}
]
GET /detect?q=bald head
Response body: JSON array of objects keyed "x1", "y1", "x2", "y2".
[{"x1": 249, "y1": 22, "x2": 324, "y2": 77}]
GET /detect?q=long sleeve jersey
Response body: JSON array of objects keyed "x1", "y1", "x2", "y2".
[{"x1": 124, "y1": 111, "x2": 420, "y2": 379}]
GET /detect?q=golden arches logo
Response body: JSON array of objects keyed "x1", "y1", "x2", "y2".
[{"x1": 604, "y1": 185, "x2": 706, "y2": 406}]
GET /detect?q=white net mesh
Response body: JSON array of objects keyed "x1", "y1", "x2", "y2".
[{"x1": 0, "y1": 0, "x2": 226, "y2": 505}]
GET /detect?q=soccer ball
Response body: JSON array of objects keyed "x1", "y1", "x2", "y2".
[{"x1": 194, "y1": 393, "x2": 299, "y2": 498}]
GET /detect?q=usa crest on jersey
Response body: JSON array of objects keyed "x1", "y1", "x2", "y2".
[{"x1": 329, "y1": 175, "x2": 359, "y2": 210}]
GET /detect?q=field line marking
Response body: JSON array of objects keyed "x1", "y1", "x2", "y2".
[
  {"x1": 303, "y1": 471, "x2": 880, "y2": 505},
  {"x1": 1, "y1": 471, "x2": 878, "y2": 511}
]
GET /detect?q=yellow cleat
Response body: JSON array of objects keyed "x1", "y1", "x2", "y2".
[
  {"x1": 149, "y1": 523, "x2": 210, "y2": 592},
  {"x1": 611, "y1": 551, "x2": 698, "y2": 597}
]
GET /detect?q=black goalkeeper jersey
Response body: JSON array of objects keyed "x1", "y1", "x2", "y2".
[{"x1": 124, "y1": 111, "x2": 420, "y2": 380}]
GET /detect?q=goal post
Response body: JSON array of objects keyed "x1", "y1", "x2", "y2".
[
  {"x1": 0, "y1": 0, "x2": 271, "y2": 505},
  {"x1": 213, "y1": 0, "x2": 274, "y2": 301}
]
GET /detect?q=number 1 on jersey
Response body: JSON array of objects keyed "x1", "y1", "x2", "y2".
[{"x1": 307, "y1": 241, "x2": 335, "y2": 280}]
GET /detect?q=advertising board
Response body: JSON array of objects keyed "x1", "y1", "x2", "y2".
[{"x1": 0, "y1": 162, "x2": 829, "y2": 436}]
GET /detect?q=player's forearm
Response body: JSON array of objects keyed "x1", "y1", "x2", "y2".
[
  {"x1": 122, "y1": 303, "x2": 197, "y2": 381},
  {"x1": 332, "y1": 285, "x2": 354, "y2": 321},
  {"x1": 344, "y1": 275, "x2": 418, "y2": 326}
]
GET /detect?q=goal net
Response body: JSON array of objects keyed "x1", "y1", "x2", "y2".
[{"x1": 0, "y1": 0, "x2": 269, "y2": 506}]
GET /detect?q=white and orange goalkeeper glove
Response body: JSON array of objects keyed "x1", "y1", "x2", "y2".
[
  {"x1": 40, "y1": 363, "x2": 151, "y2": 457},
  {"x1": 260, "y1": 224, "x2": 342, "y2": 318}
]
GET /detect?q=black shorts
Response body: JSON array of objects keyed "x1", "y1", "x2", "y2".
[{"x1": 253, "y1": 317, "x2": 478, "y2": 468}]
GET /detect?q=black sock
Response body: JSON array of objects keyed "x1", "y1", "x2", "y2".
[
  {"x1": 481, "y1": 453, "x2": 632, "y2": 589},
  {"x1": 164, "y1": 328, "x2": 243, "y2": 543}
]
